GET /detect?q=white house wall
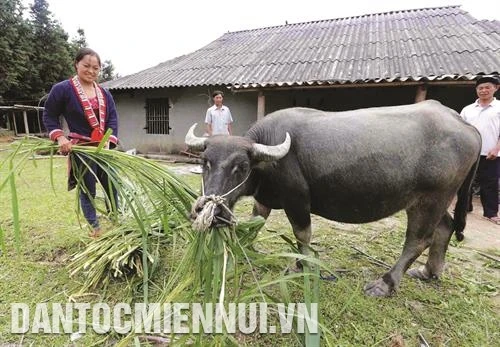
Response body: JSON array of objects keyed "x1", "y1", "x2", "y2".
[
  {"x1": 111, "y1": 83, "x2": 481, "y2": 153},
  {"x1": 111, "y1": 87, "x2": 258, "y2": 153}
]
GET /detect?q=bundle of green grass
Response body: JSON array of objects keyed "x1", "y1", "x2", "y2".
[
  {"x1": 2, "y1": 136, "x2": 270, "y2": 294},
  {"x1": 3, "y1": 136, "x2": 324, "y2": 346}
]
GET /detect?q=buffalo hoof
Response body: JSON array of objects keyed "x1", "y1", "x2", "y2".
[
  {"x1": 407, "y1": 265, "x2": 437, "y2": 281},
  {"x1": 364, "y1": 278, "x2": 393, "y2": 297}
]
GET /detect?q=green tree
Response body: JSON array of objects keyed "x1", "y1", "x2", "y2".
[
  {"x1": 73, "y1": 28, "x2": 88, "y2": 49},
  {"x1": 0, "y1": 0, "x2": 120, "y2": 104},
  {"x1": 28, "y1": 0, "x2": 74, "y2": 100},
  {"x1": 100, "y1": 59, "x2": 119, "y2": 82},
  {"x1": 0, "y1": 0, "x2": 34, "y2": 103}
]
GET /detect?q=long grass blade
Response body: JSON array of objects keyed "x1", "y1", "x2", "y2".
[
  {"x1": 0, "y1": 224, "x2": 5, "y2": 255},
  {"x1": 2, "y1": 136, "x2": 337, "y2": 344},
  {"x1": 8, "y1": 157, "x2": 21, "y2": 251},
  {"x1": 303, "y1": 253, "x2": 321, "y2": 346}
]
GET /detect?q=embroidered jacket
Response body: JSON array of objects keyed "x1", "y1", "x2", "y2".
[{"x1": 42, "y1": 79, "x2": 119, "y2": 145}]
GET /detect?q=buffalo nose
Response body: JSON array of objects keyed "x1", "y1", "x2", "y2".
[
  {"x1": 190, "y1": 196, "x2": 207, "y2": 220},
  {"x1": 213, "y1": 206, "x2": 222, "y2": 218}
]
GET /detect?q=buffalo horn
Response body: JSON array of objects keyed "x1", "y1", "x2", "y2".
[
  {"x1": 185, "y1": 123, "x2": 207, "y2": 150},
  {"x1": 252, "y1": 132, "x2": 291, "y2": 161}
]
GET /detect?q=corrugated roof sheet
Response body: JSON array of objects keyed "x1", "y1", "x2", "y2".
[{"x1": 103, "y1": 5, "x2": 500, "y2": 90}]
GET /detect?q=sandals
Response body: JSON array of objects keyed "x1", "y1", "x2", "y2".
[{"x1": 483, "y1": 216, "x2": 500, "y2": 225}]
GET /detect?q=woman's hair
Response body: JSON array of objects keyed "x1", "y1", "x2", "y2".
[
  {"x1": 212, "y1": 90, "x2": 224, "y2": 98},
  {"x1": 74, "y1": 47, "x2": 101, "y2": 66}
]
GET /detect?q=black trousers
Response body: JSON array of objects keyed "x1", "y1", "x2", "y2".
[{"x1": 469, "y1": 156, "x2": 500, "y2": 217}]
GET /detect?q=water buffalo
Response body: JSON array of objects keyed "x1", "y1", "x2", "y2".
[{"x1": 185, "y1": 100, "x2": 481, "y2": 297}]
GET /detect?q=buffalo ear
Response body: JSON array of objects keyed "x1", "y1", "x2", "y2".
[
  {"x1": 185, "y1": 123, "x2": 207, "y2": 151},
  {"x1": 251, "y1": 133, "x2": 291, "y2": 162}
]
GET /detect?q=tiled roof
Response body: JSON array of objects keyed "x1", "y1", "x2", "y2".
[{"x1": 104, "y1": 5, "x2": 500, "y2": 90}]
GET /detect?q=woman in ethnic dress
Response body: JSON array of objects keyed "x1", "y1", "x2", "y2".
[{"x1": 43, "y1": 47, "x2": 119, "y2": 238}]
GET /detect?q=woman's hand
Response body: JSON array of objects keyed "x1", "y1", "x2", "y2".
[{"x1": 57, "y1": 136, "x2": 72, "y2": 155}]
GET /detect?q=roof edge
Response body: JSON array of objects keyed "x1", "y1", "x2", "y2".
[{"x1": 225, "y1": 5, "x2": 463, "y2": 35}]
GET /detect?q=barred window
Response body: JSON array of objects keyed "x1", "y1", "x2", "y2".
[{"x1": 145, "y1": 98, "x2": 170, "y2": 134}]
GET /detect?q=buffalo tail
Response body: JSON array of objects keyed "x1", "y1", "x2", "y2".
[{"x1": 453, "y1": 156, "x2": 480, "y2": 241}]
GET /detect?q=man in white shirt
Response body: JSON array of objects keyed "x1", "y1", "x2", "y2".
[
  {"x1": 190, "y1": 91, "x2": 234, "y2": 174},
  {"x1": 205, "y1": 91, "x2": 233, "y2": 136},
  {"x1": 460, "y1": 76, "x2": 500, "y2": 224}
]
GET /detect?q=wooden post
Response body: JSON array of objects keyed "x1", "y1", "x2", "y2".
[
  {"x1": 415, "y1": 85, "x2": 427, "y2": 103},
  {"x1": 12, "y1": 112, "x2": 18, "y2": 135},
  {"x1": 257, "y1": 91, "x2": 265, "y2": 120},
  {"x1": 23, "y1": 110, "x2": 29, "y2": 135},
  {"x1": 36, "y1": 110, "x2": 42, "y2": 135},
  {"x1": 6, "y1": 112, "x2": 12, "y2": 131}
]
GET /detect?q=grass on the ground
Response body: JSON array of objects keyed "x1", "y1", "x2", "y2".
[{"x1": 0, "y1": 143, "x2": 498, "y2": 346}]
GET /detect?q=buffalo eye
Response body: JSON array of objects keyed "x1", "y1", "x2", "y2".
[
  {"x1": 204, "y1": 160, "x2": 211, "y2": 171},
  {"x1": 231, "y1": 162, "x2": 249, "y2": 175}
]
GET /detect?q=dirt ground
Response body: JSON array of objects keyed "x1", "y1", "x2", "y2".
[{"x1": 460, "y1": 196, "x2": 500, "y2": 252}]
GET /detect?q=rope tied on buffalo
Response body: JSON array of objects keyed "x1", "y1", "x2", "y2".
[
  {"x1": 191, "y1": 195, "x2": 236, "y2": 231},
  {"x1": 191, "y1": 171, "x2": 253, "y2": 231}
]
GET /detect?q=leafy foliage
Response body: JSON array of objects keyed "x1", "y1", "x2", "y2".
[
  {"x1": 27, "y1": 0, "x2": 74, "y2": 101},
  {"x1": 100, "y1": 60, "x2": 119, "y2": 82},
  {"x1": 0, "y1": 0, "x2": 33, "y2": 103},
  {"x1": 0, "y1": 0, "x2": 119, "y2": 104},
  {"x1": 1, "y1": 137, "x2": 326, "y2": 345},
  {"x1": 71, "y1": 28, "x2": 88, "y2": 50}
]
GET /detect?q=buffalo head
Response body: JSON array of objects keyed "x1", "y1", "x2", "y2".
[{"x1": 185, "y1": 123, "x2": 291, "y2": 227}]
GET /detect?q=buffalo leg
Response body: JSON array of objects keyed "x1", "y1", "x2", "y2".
[
  {"x1": 364, "y1": 202, "x2": 446, "y2": 297},
  {"x1": 407, "y1": 212, "x2": 454, "y2": 280},
  {"x1": 252, "y1": 201, "x2": 271, "y2": 219},
  {"x1": 284, "y1": 206, "x2": 312, "y2": 271},
  {"x1": 291, "y1": 223, "x2": 312, "y2": 258}
]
